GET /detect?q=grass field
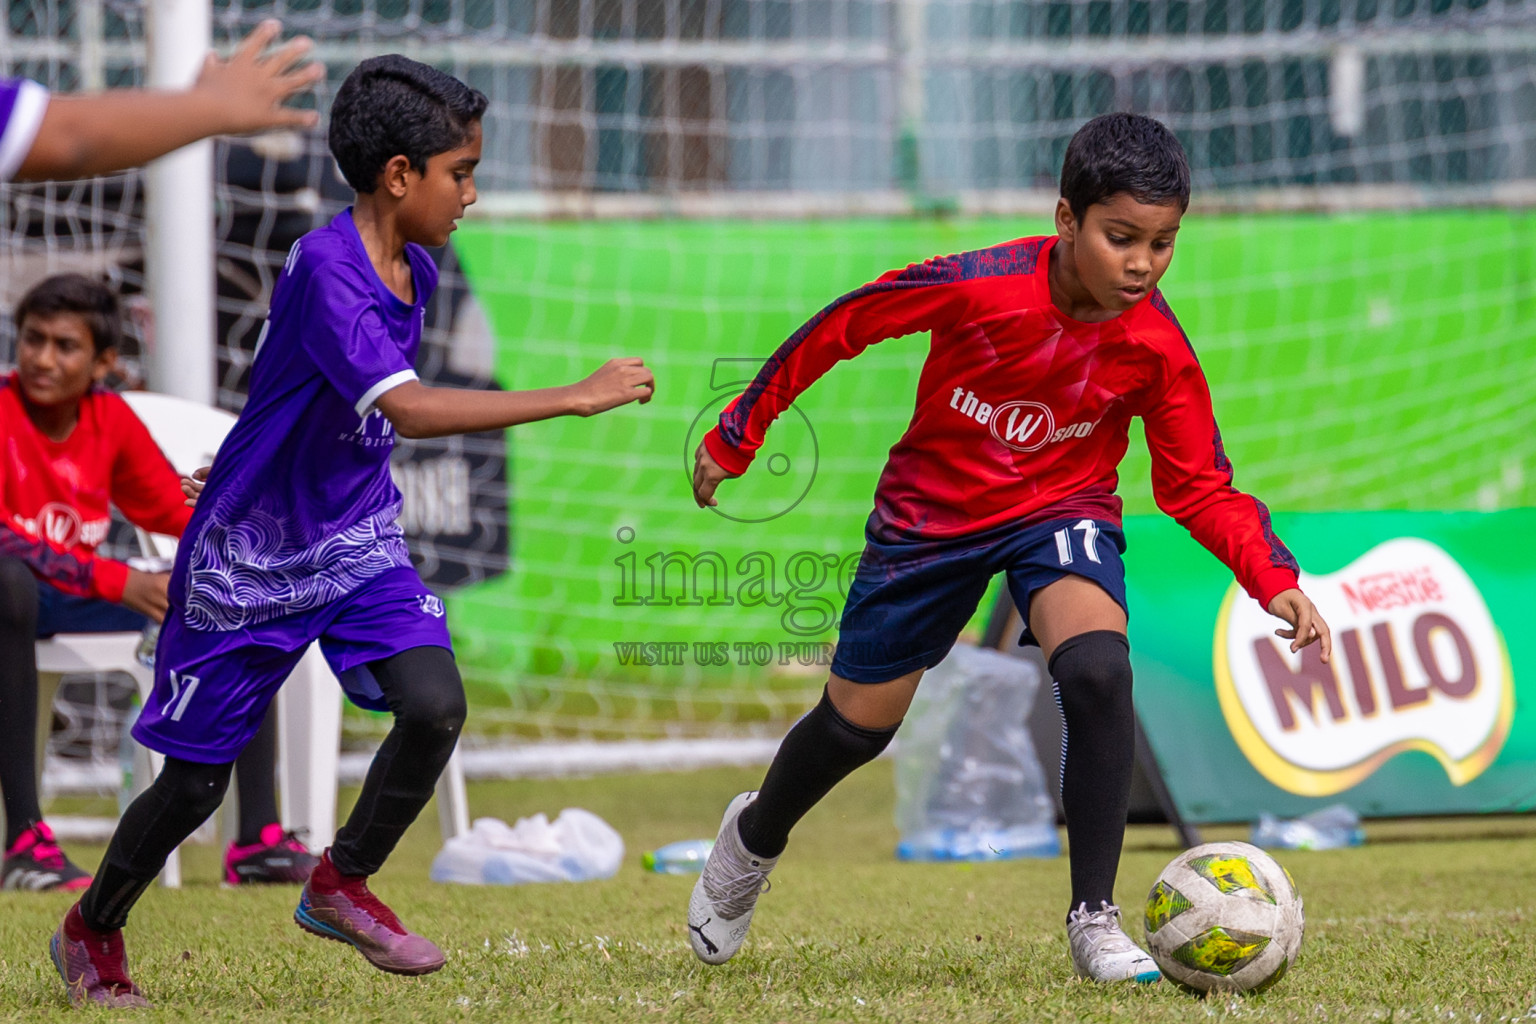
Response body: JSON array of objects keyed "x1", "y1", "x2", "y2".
[{"x1": 5, "y1": 763, "x2": 1536, "y2": 1022}]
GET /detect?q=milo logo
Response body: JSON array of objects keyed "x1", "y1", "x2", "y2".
[{"x1": 1214, "y1": 537, "x2": 1513, "y2": 796}]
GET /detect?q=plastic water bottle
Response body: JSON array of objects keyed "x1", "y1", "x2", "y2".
[
  {"x1": 135, "y1": 622, "x2": 160, "y2": 668},
  {"x1": 896, "y1": 823, "x2": 1061, "y2": 862},
  {"x1": 642, "y1": 839, "x2": 713, "y2": 874},
  {"x1": 1250, "y1": 804, "x2": 1364, "y2": 851},
  {"x1": 117, "y1": 701, "x2": 142, "y2": 817},
  {"x1": 126, "y1": 556, "x2": 170, "y2": 669}
]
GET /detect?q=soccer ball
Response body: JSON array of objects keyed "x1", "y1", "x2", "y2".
[{"x1": 1143, "y1": 841, "x2": 1304, "y2": 994}]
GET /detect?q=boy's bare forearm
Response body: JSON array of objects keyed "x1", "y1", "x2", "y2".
[
  {"x1": 15, "y1": 20, "x2": 321, "y2": 181},
  {"x1": 378, "y1": 358, "x2": 653, "y2": 437},
  {"x1": 19, "y1": 91, "x2": 233, "y2": 179},
  {"x1": 377, "y1": 382, "x2": 582, "y2": 439}
]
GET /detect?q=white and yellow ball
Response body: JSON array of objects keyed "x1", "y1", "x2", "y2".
[{"x1": 1143, "y1": 841, "x2": 1304, "y2": 994}]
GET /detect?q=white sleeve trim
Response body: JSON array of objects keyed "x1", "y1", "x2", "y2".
[
  {"x1": 354, "y1": 369, "x2": 418, "y2": 418},
  {"x1": 0, "y1": 80, "x2": 49, "y2": 182}
]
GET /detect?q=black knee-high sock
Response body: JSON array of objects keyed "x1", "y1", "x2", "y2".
[
  {"x1": 79, "y1": 757, "x2": 233, "y2": 931},
  {"x1": 1050, "y1": 630, "x2": 1136, "y2": 918},
  {"x1": 234, "y1": 706, "x2": 281, "y2": 845},
  {"x1": 735, "y1": 688, "x2": 898, "y2": 860},
  {"x1": 329, "y1": 646, "x2": 465, "y2": 877},
  {"x1": 0, "y1": 557, "x2": 44, "y2": 848}
]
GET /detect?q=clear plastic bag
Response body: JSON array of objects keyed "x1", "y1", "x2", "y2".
[
  {"x1": 430, "y1": 809, "x2": 625, "y2": 885},
  {"x1": 894, "y1": 643, "x2": 1060, "y2": 861}
]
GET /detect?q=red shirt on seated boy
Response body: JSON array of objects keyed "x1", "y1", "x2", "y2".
[{"x1": 0, "y1": 274, "x2": 314, "y2": 891}]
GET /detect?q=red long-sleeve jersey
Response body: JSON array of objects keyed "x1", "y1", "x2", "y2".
[
  {"x1": 0, "y1": 374, "x2": 191, "y2": 602},
  {"x1": 703, "y1": 235, "x2": 1301, "y2": 610}
]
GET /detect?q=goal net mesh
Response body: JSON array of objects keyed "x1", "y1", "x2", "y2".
[{"x1": 3, "y1": 0, "x2": 1532, "y2": 760}]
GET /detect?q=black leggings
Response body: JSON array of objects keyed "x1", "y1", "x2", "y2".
[
  {"x1": 0, "y1": 556, "x2": 44, "y2": 847},
  {"x1": 79, "y1": 645, "x2": 464, "y2": 931},
  {"x1": 330, "y1": 646, "x2": 465, "y2": 876}
]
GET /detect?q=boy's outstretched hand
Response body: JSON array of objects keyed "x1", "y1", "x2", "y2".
[
  {"x1": 1267, "y1": 588, "x2": 1332, "y2": 663},
  {"x1": 692, "y1": 442, "x2": 732, "y2": 508},
  {"x1": 570, "y1": 358, "x2": 654, "y2": 416},
  {"x1": 195, "y1": 19, "x2": 324, "y2": 134}
]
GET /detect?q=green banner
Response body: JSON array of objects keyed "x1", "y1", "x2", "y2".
[
  {"x1": 450, "y1": 211, "x2": 1536, "y2": 694},
  {"x1": 1127, "y1": 510, "x2": 1536, "y2": 823}
]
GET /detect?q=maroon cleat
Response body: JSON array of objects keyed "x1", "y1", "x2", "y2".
[
  {"x1": 294, "y1": 850, "x2": 446, "y2": 976},
  {"x1": 50, "y1": 903, "x2": 150, "y2": 1008}
]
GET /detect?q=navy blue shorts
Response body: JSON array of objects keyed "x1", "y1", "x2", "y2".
[
  {"x1": 132, "y1": 565, "x2": 454, "y2": 764},
  {"x1": 35, "y1": 584, "x2": 149, "y2": 637},
  {"x1": 829, "y1": 517, "x2": 1128, "y2": 683}
]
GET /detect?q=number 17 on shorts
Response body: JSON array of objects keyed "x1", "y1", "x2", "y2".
[{"x1": 1053, "y1": 519, "x2": 1103, "y2": 566}]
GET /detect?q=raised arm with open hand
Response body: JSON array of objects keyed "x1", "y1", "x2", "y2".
[{"x1": 16, "y1": 19, "x2": 322, "y2": 181}]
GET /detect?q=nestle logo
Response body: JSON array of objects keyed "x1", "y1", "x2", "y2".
[{"x1": 1341, "y1": 567, "x2": 1443, "y2": 615}]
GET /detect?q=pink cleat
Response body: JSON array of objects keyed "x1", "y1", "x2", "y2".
[
  {"x1": 294, "y1": 850, "x2": 445, "y2": 976},
  {"x1": 49, "y1": 904, "x2": 150, "y2": 1008},
  {"x1": 225, "y1": 824, "x2": 319, "y2": 885},
  {"x1": 4, "y1": 821, "x2": 92, "y2": 892}
]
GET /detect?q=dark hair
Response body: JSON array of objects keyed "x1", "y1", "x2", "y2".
[
  {"x1": 328, "y1": 55, "x2": 488, "y2": 193},
  {"x1": 14, "y1": 274, "x2": 121, "y2": 354},
  {"x1": 1060, "y1": 113, "x2": 1191, "y2": 223}
]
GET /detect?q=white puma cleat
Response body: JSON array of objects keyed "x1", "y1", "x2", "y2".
[
  {"x1": 687, "y1": 792, "x2": 777, "y2": 965},
  {"x1": 1068, "y1": 901, "x2": 1162, "y2": 983}
]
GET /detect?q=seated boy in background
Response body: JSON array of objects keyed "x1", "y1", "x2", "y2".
[{"x1": 0, "y1": 274, "x2": 316, "y2": 891}]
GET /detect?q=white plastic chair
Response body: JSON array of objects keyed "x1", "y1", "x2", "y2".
[
  {"x1": 32, "y1": 392, "x2": 233, "y2": 887},
  {"x1": 37, "y1": 391, "x2": 469, "y2": 888}
]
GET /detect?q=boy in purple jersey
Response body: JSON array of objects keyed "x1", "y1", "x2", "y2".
[{"x1": 49, "y1": 55, "x2": 655, "y2": 1009}]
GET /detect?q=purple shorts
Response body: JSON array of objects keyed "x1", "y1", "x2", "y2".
[{"x1": 132, "y1": 565, "x2": 453, "y2": 764}]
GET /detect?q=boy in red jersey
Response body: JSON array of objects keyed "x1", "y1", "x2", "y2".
[
  {"x1": 686, "y1": 113, "x2": 1332, "y2": 982},
  {"x1": 0, "y1": 275, "x2": 314, "y2": 892}
]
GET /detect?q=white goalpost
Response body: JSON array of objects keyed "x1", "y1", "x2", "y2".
[{"x1": 144, "y1": 0, "x2": 215, "y2": 404}]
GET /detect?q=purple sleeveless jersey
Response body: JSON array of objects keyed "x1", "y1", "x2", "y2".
[
  {"x1": 135, "y1": 210, "x2": 454, "y2": 763},
  {"x1": 172, "y1": 208, "x2": 433, "y2": 637}
]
